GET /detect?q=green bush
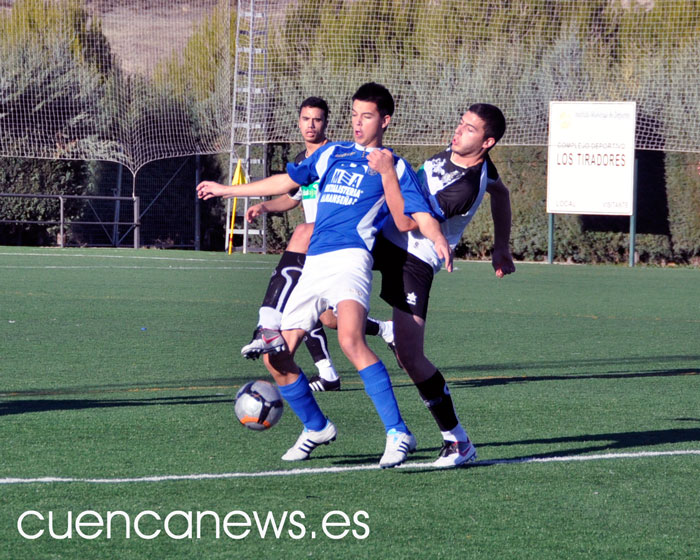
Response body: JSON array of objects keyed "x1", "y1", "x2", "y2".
[
  {"x1": 151, "y1": 4, "x2": 234, "y2": 158},
  {"x1": 0, "y1": 0, "x2": 117, "y2": 159},
  {"x1": 665, "y1": 152, "x2": 700, "y2": 264}
]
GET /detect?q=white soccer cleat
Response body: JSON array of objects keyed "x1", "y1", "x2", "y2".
[
  {"x1": 433, "y1": 440, "x2": 477, "y2": 468},
  {"x1": 241, "y1": 327, "x2": 286, "y2": 360},
  {"x1": 379, "y1": 429, "x2": 417, "y2": 468},
  {"x1": 281, "y1": 420, "x2": 337, "y2": 461}
]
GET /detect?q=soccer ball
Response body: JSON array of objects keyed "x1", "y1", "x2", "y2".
[{"x1": 234, "y1": 380, "x2": 284, "y2": 431}]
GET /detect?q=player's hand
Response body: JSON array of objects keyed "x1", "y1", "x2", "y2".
[
  {"x1": 434, "y1": 237, "x2": 453, "y2": 272},
  {"x1": 492, "y1": 246, "x2": 515, "y2": 278},
  {"x1": 246, "y1": 203, "x2": 264, "y2": 223},
  {"x1": 196, "y1": 181, "x2": 227, "y2": 200},
  {"x1": 367, "y1": 149, "x2": 395, "y2": 176}
]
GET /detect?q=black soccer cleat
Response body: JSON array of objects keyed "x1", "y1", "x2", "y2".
[{"x1": 308, "y1": 375, "x2": 341, "y2": 392}]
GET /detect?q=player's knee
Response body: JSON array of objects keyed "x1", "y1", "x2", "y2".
[
  {"x1": 394, "y1": 343, "x2": 421, "y2": 373},
  {"x1": 265, "y1": 351, "x2": 292, "y2": 376},
  {"x1": 337, "y1": 332, "x2": 365, "y2": 362}
]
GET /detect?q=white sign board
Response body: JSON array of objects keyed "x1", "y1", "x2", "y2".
[{"x1": 547, "y1": 101, "x2": 636, "y2": 216}]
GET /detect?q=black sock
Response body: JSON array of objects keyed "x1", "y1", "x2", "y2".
[
  {"x1": 304, "y1": 320, "x2": 332, "y2": 363},
  {"x1": 261, "y1": 251, "x2": 306, "y2": 311},
  {"x1": 365, "y1": 317, "x2": 380, "y2": 336},
  {"x1": 415, "y1": 370, "x2": 458, "y2": 432}
]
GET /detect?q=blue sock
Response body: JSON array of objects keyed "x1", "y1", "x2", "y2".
[
  {"x1": 277, "y1": 373, "x2": 327, "y2": 431},
  {"x1": 358, "y1": 361, "x2": 408, "y2": 434}
]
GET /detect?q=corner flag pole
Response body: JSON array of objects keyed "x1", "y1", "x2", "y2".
[{"x1": 227, "y1": 160, "x2": 246, "y2": 255}]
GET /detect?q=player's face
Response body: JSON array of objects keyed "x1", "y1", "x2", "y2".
[
  {"x1": 451, "y1": 111, "x2": 494, "y2": 157},
  {"x1": 298, "y1": 106, "x2": 327, "y2": 144},
  {"x1": 351, "y1": 100, "x2": 390, "y2": 148}
]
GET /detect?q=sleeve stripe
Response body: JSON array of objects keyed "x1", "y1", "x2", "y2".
[
  {"x1": 395, "y1": 157, "x2": 406, "y2": 179},
  {"x1": 314, "y1": 145, "x2": 335, "y2": 181}
]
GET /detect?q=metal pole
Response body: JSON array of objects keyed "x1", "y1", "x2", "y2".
[
  {"x1": 226, "y1": 0, "x2": 242, "y2": 251},
  {"x1": 195, "y1": 155, "x2": 201, "y2": 251},
  {"x1": 547, "y1": 213, "x2": 555, "y2": 264},
  {"x1": 133, "y1": 196, "x2": 140, "y2": 249},
  {"x1": 113, "y1": 164, "x2": 123, "y2": 247},
  {"x1": 262, "y1": 144, "x2": 268, "y2": 253},
  {"x1": 59, "y1": 196, "x2": 65, "y2": 248},
  {"x1": 132, "y1": 174, "x2": 139, "y2": 249},
  {"x1": 629, "y1": 157, "x2": 638, "y2": 267}
]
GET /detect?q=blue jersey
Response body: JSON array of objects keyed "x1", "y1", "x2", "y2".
[{"x1": 286, "y1": 142, "x2": 430, "y2": 256}]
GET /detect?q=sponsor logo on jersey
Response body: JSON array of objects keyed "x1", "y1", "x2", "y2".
[
  {"x1": 319, "y1": 168, "x2": 365, "y2": 206},
  {"x1": 329, "y1": 168, "x2": 363, "y2": 189},
  {"x1": 301, "y1": 181, "x2": 320, "y2": 200}
]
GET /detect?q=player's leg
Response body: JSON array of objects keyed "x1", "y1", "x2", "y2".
[
  {"x1": 286, "y1": 221, "x2": 315, "y2": 253},
  {"x1": 390, "y1": 308, "x2": 433, "y2": 379},
  {"x1": 266, "y1": 255, "x2": 340, "y2": 461},
  {"x1": 320, "y1": 309, "x2": 397, "y2": 368},
  {"x1": 375, "y1": 235, "x2": 475, "y2": 468},
  {"x1": 304, "y1": 320, "x2": 341, "y2": 392},
  {"x1": 335, "y1": 299, "x2": 379, "y2": 370},
  {"x1": 264, "y1": 328, "x2": 336, "y2": 461},
  {"x1": 392, "y1": 307, "x2": 476, "y2": 468},
  {"x1": 322, "y1": 308, "x2": 393, "y2": 344},
  {"x1": 242, "y1": 223, "x2": 314, "y2": 359},
  {"x1": 335, "y1": 299, "x2": 415, "y2": 468},
  {"x1": 364, "y1": 316, "x2": 395, "y2": 346}
]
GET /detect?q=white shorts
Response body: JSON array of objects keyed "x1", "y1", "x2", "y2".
[{"x1": 280, "y1": 248, "x2": 373, "y2": 333}]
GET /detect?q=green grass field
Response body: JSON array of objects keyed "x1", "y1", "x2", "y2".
[{"x1": 1, "y1": 246, "x2": 698, "y2": 559}]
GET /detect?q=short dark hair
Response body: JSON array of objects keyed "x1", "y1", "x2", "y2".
[
  {"x1": 352, "y1": 82, "x2": 394, "y2": 118},
  {"x1": 299, "y1": 97, "x2": 329, "y2": 121},
  {"x1": 468, "y1": 103, "x2": 506, "y2": 145}
]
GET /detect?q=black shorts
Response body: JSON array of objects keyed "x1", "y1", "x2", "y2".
[{"x1": 373, "y1": 234, "x2": 434, "y2": 320}]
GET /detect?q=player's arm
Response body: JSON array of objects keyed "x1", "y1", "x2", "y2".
[
  {"x1": 246, "y1": 194, "x2": 301, "y2": 223},
  {"x1": 486, "y1": 177, "x2": 516, "y2": 277},
  {"x1": 410, "y1": 212, "x2": 453, "y2": 272},
  {"x1": 368, "y1": 149, "x2": 418, "y2": 232},
  {"x1": 196, "y1": 173, "x2": 300, "y2": 201}
]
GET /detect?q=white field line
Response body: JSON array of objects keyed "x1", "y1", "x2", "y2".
[
  {"x1": 0, "y1": 251, "x2": 271, "y2": 265},
  {"x1": 1, "y1": 449, "x2": 698, "y2": 486},
  {"x1": 0, "y1": 265, "x2": 269, "y2": 271},
  {"x1": 0, "y1": 250, "x2": 272, "y2": 270}
]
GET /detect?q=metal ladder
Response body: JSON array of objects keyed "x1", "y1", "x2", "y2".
[{"x1": 226, "y1": 0, "x2": 269, "y2": 253}]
